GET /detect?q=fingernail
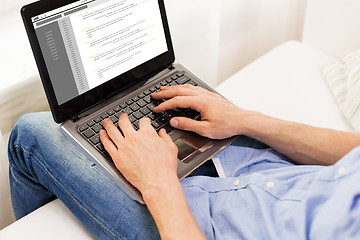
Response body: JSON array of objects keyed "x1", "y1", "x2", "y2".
[{"x1": 170, "y1": 119, "x2": 178, "y2": 128}]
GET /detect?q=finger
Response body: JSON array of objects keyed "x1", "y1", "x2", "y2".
[
  {"x1": 153, "y1": 96, "x2": 203, "y2": 113},
  {"x1": 117, "y1": 113, "x2": 136, "y2": 137},
  {"x1": 151, "y1": 85, "x2": 198, "y2": 100},
  {"x1": 102, "y1": 118, "x2": 123, "y2": 145},
  {"x1": 170, "y1": 117, "x2": 207, "y2": 135},
  {"x1": 158, "y1": 128, "x2": 173, "y2": 143},
  {"x1": 99, "y1": 130, "x2": 118, "y2": 155},
  {"x1": 138, "y1": 117, "x2": 154, "y2": 132}
]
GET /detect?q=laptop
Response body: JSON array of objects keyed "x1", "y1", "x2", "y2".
[{"x1": 21, "y1": 0, "x2": 236, "y2": 203}]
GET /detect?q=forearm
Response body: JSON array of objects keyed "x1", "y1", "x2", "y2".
[
  {"x1": 143, "y1": 176, "x2": 205, "y2": 240},
  {"x1": 240, "y1": 113, "x2": 360, "y2": 165}
]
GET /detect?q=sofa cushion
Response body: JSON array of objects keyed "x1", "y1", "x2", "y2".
[
  {"x1": 323, "y1": 49, "x2": 360, "y2": 132},
  {"x1": 0, "y1": 199, "x2": 95, "y2": 239},
  {"x1": 216, "y1": 40, "x2": 354, "y2": 132}
]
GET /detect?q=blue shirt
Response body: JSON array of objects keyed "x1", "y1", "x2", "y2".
[{"x1": 181, "y1": 144, "x2": 360, "y2": 239}]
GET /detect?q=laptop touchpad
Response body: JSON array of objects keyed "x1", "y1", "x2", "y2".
[{"x1": 174, "y1": 132, "x2": 214, "y2": 163}]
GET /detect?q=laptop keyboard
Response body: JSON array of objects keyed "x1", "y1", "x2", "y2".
[{"x1": 77, "y1": 72, "x2": 200, "y2": 157}]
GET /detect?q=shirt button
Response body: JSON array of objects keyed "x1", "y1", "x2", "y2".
[
  {"x1": 338, "y1": 166, "x2": 347, "y2": 175},
  {"x1": 234, "y1": 179, "x2": 240, "y2": 186},
  {"x1": 267, "y1": 182, "x2": 275, "y2": 189}
]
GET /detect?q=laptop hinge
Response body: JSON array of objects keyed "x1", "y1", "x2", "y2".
[{"x1": 71, "y1": 116, "x2": 80, "y2": 122}]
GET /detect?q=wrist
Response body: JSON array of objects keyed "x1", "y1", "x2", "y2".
[
  {"x1": 235, "y1": 110, "x2": 267, "y2": 136},
  {"x1": 142, "y1": 174, "x2": 181, "y2": 205}
]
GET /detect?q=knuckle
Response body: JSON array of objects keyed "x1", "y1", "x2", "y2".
[
  {"x1": 178, "y1": 118, "x2": 189, "y2": 130},
  {"x1": 172, "y1": 96, "x2": 181, "y2": 101},
  {"x1": 139, "y1": 117, "x2": 151, "y2": 125}
]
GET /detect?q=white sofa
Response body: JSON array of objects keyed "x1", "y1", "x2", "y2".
[{"x1": 1, "y1": 0, "x2": 360, "y2": 239}]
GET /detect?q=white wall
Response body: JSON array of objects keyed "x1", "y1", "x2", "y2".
[
  {"x1": 1, "y1": 0, "x2": 31, "y2": 14},
  {"x1": 303, "y1": 0, "x2": 360, "y2": 58},
  {"x1": 165, "y1": 0, "x2": 307, "y2": 86},
  {"x1": 164, "y1": 1, "x2": 222, "y2": 87},
  {"x1": 217, "y1": 0, "x2": 307, "y2": 83}
]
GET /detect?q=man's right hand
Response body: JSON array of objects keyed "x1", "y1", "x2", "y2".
[{"x1": 152, "y1": 84, "x2": 260, "y2": 139}]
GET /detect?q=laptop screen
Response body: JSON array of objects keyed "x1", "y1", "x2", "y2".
[{"x1": 31, "y1": 0, "x2": 168, "y2": 106}]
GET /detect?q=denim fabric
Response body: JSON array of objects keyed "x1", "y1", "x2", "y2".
[
  {"x1": 8, "y1": 112, "x2": 360, "y2": 239},
  {"x1": 8, "y1": 112, "x2": 159, "y2": 239}
]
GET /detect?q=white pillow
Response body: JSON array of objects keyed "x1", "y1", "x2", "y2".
[{"x1": 323, "y1": 49, "x2": 360, "y2": 132}]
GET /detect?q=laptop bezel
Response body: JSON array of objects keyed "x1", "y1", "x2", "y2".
[{"x1": 21, "y1": 0, "x2": 175, "y2": 123}]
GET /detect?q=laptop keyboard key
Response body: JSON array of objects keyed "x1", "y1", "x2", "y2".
[
  {"x1": 176, "y1": 76, "x2": 191, "y2": 85},
  {"x1": 106, "y1": 110, "x2": 115, "y2": 116},
  {"x1": 83, "y1": 129, "x2": 95, "y2": 138},
  {"x1": 96, "y1": 143, "x2": 105, "y2": 152},
  {"x1": 113, "y1": 106, "x2": 121, "y2": 112},
  {"x1": 144, "y1": 95, "x2": 152, "y2": 104},
  {"x1": 133, "y1": 111, "x2": 143, "y2": 120},
  {"x1": 123, "y1": 107, "x2": 132, "y2": 115},
  {"x1": 86, "y1": 120, "x2": 95, "y2": 127},
  {"x1": 143, "y1": 89, "x2": 151, "y2": 95},
  {"x1": 147, "y1": 112, "x2": 156, "y2": 120},
  {"x1": 158, "y1": 116, "x2": 167, "y2": 125},
  {"x1": 132, "y1": 96, "x2": 139, "y2": 102},
  {"x1": 128, "y1": 114, "x2": 136, "y2": 123},
  {"x1": 164, "y1": 111, "x2": 175, "y2": 120},
  {"x1": 130, "y1": 103, "x2": 140, "y2": 112},
  {"x1": 188, "y1": 80, "x2": 198, "y2": 86},
  {"x1": 90, "y1": 135, "x2": 101, "y2": 145},
  {"x1": 140, "y1": 107, "x2": 150, "y2": 115},
  {"x1": 92, "y1": 124, "x2": 103, "y2": 134},
  {"x1": 162, "y1": 123, "x2": 174, "y2": 133},
  {"x1": 109, "y1": 115, "x2": 118, "y2": 123},
  {"x1": 137, "y1": 99, "x2": 147, "y2": 108},
  {"x1": 115, "y1": 111, "x2": 122, "y2": 118},
  {"x1": 93, "y1": 116, "x2": 102, "y2": 123},
  {"x1": 79, "y1": 124, "x2": 88, "y2": 132},
  {"x1": 100, "y1": 113, "x2": 108, "y2": 119},
  {"x1": 119, "y1": 103, "x2": 127, "y2": 109},
  {"x1": 147, "y1": 102, "x2": 157, "y2": 111},
  {"x1": 151, "y1": 120, "x2": 162, "y2": 129},
  {"x1": 177, "y1": 73, "x2": 185, "y2": 78},
  {"x1": 133, "y1": 121, "x2": 139, "y2": 130}
]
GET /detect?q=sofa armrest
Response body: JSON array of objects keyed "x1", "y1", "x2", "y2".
[{"x1": 217, "y1": 41, "x2": 354, "y2": 132}]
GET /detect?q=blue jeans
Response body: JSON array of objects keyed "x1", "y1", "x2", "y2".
[{"x1": 8, "y1": 112, "x2": 269, "y2": 239}]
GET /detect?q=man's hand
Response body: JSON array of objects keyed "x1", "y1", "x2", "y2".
[
  {"x1": 152, "y1": 84, "x2": 259, "y2": 139},
  {"x1": 99, "y1": 114, "x2": 178, "y2": 196},
  {"x1": 99, "y1": 114, "x2": 206, "y2": 239}
]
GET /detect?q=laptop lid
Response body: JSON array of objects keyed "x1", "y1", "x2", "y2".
[{"x1": 21, "y1": 0, "x2": 175, "y2": 123}]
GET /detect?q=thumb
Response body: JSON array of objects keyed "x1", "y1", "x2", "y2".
[{"x1": 170, "y1": 117, "x2": 206, "y2": 134}]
